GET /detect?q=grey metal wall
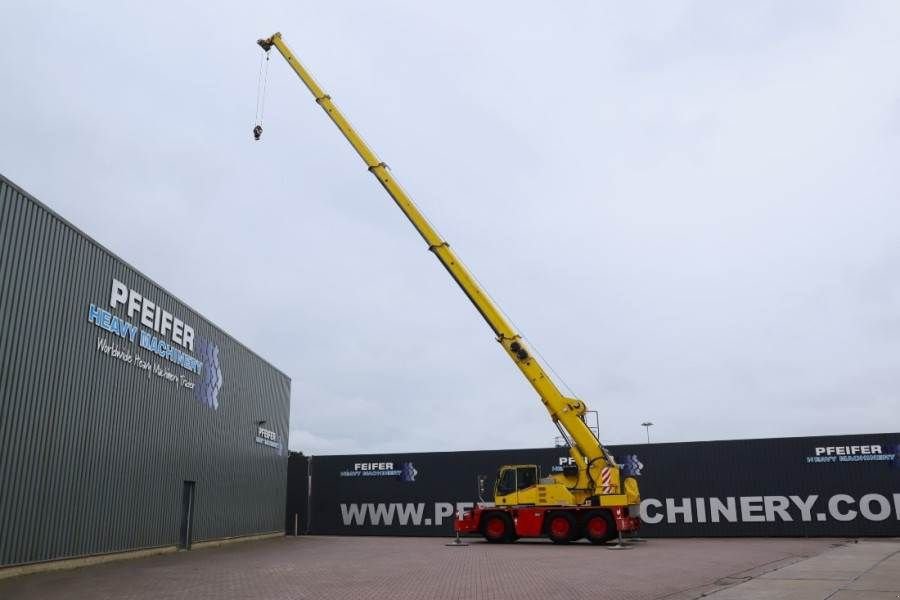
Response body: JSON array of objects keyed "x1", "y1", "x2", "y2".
[{"x1": 0, "y1": 174, "x2": 291, "y2": 567}]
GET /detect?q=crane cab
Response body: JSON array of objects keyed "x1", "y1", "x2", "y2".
[{"x1": 493, "y1": 465, "x2": 574, "y2": 507}]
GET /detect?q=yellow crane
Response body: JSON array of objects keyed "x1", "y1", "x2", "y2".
[{"x1": 257, "y1": 32, "x2": 641, "y2": 544}]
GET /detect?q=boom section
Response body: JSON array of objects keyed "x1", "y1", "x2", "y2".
[{"x1": 258, "y1": 32, "x2": 612, "y2": 473}]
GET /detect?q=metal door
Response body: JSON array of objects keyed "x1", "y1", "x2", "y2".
[{"x1": 178, "y1": 481, "x2": 196, "y2": 549}]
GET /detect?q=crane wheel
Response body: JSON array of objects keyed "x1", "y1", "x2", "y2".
[
  {"x1": 582, "y1": 510, "x2": 616, "y2": 544},
  {"x1": 481, "y1": 513, "x2": 513, "y2": 543},
  {"x1": 545, "y1": 511, "x2": 577, "y2": 544}
]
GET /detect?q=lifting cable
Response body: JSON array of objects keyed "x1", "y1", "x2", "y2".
[{"x1": 253, "y1": 48, "x2": 270, "y2": 140}]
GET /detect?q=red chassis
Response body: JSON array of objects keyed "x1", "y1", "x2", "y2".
[{"x1": 456, "y1": 505, "x2": 640, "y2": 544}]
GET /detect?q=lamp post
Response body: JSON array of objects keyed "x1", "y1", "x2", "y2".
[{"x1": 641, "y1": 421, "x2": 653, "y2": 444}]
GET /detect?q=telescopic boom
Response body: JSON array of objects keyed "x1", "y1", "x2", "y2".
[{"x1": 257, "y1": 32, "x2": 634, "y2": 501}]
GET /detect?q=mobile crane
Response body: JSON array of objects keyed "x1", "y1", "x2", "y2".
[{"x1": 257, "y1": 32, "x2": 641, "y2": 544}]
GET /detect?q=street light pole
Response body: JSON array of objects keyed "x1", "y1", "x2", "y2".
[{"x1": 641, "y1": 421, "x2": 653, "y2": 444}]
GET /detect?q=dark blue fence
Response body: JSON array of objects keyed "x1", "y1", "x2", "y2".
[{"x1": 287, "y1": 433, "x2": 899, "y2": 537}]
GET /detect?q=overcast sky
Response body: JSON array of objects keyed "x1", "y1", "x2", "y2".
[{"x1": 2, "y1": 2, "x2": 898, "y2": 454}]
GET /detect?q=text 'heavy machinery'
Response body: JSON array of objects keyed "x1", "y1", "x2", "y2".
[{"x1": 257, "y1": 32, "x2": 641, "y2": 544}]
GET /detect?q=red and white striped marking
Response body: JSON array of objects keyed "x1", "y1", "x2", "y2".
[{"x1": 600, "y1": 467, "x2": 613, "y2": 494}]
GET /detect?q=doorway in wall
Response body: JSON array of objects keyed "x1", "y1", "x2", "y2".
[{"x1": 179, "y1": 481, "x2": 196, "y2": 550}]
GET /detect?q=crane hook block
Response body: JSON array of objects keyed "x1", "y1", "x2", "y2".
[{"x1": 253, "y1": 125, "x2": 263, "y2": 141}]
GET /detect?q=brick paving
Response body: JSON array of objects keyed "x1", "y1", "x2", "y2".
[{"x1": 0, "y1": 536, "x2": 839, "y2": 600}]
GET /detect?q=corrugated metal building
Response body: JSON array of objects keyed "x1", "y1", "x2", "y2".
[{"x1": 0, "y1": 174, "x2": 291, "y2": 568}]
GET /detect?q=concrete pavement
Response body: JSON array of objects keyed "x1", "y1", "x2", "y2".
[{"x1": 702, "y1": 539, "x2": 900, "y2": 600}]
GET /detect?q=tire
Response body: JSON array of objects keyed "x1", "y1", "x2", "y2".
[
  {"x1": 481, "y1": 512, "x2": 513, "y2": 543},
  {"x1": 582, "y1": 510, "x2": 616, "y2": 544},
  {"x1": 545, "y1": 511, "x2": 577, "y2": 544}
]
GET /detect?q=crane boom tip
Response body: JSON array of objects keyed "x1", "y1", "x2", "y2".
[{"x1": 257, "y1": 32, "x2": 281, "y2": 52}]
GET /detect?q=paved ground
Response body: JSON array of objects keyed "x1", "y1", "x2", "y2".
[
  {"x1": 0, "y1": 536, "x2": 883, "y2": 600},
  {"x1": 703, "y1": 539, "x2": 900, "y2": 600}
]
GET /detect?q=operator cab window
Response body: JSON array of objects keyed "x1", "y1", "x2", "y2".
[
  {"x1": 497, "y1": 466, "x2": 539, "y2": 495},
  {"x1": 516, "y1": 466, "x2": 537, "y2": 490},
  {"x1": 496, "y1": 469, "x2": 516, "y2": 496}
]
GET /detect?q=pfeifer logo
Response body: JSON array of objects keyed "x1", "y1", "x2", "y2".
[
  {"x1": 619, "y1": 454, "x2": 644, "y2": 476},
  {"x1": 340, "y1": 461, "x2": 418, "y2": 482},
  {"x1": 401, "y1": 462, "x2": 418, "y2": 482},
  {"x1": 194, "y1": 336, "x2": 223, "y2": 410},
  {"x1": 806, "y1": 443, "x2": 895, "y2": 464}
]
